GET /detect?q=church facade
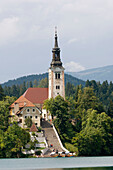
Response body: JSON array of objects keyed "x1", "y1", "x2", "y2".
[{"x1": 9, "y1": 29, "x2": 65, "y2": 128}]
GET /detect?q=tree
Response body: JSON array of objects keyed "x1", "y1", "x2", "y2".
[
  {"x1": 44, "y1": 95, "x2": 74, "y2": 142},
  {"x1": 0, "y1": 123, "x2": 30, "y2": 158},
  {"x1": 29, "y1": 81, "x2": 33, "y2": 87},
  {"x1": 0, "y1": 85, "x2": 5, "y2": 100},
  {"x1": 72, "y1": 109, "x2": 113, "y2": 156},
  {"x1": 25, "y1": 117, "x2": 32, "y2": 128},
  {"x1": 33, "y1": 79, "x2": 38, "y2": 87},
  {"x1": 38, "y1": 78, "x2": 48, "y2": 88},
  {"x1": 65, "y1": 82, "x2": 76, "y2": 97},
  {"x1": 19, "y1": 82, "x2": 26, "y2": 96},
  {"x1": 11, "y1": 85, "x2": 18, "y2": 97},
  {"x1": 0, "y1": 96, "x2": 16, "y2": 131},
  {"x1": 75, "y1": 87, "x2": 104, "y2": 114}
]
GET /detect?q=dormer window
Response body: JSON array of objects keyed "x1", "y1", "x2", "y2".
[
  {"x1": 32, "y1": 108, "x2": 35, "y2": 113},
  {"x1": 27, "y1": 108, "x2": 30, "y2": 113}
]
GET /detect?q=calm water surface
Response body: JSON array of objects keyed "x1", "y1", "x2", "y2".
[{"x1": 0, "y1": 157, "x2": 113, "y2": 170}]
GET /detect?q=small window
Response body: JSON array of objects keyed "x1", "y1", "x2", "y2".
[
  {"x1": 19, "y1": 119, "x2": 22, "y2": 123},
  {"x1": 55, "y1": 73, "x2": 60, "y2": 79},
  {"x1": 25, "y1": 116, "x2": 27, "y2": 119},
  {"x1": 27, "y1": 109, "x2": 30, "y2": 113},
  {"x1": 35, "y1": 123, "x2": 37, "y2": 126},
  {"x1": 55, "y1": 73, "x2": 57, "y2": 79},
  {"x1": 56, "y1": 85, "x2": 60, "y2": 89},
  {"x1": 33, "y1": 108, "x2": 35, "y2": 112},
  {"x1": 58, "y1": 73, "x2": 60, "y2": 79},
  {"x1": 30, "y1": 116, "x2": 32, "y2": 119},
  {"x1": 35, "y1": 116, "x2": 37, "y2": 119}
]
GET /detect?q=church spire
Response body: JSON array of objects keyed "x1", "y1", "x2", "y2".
[
  {"x1": 54, "y1": 26, "x2": 58, "y2": 48},
  {"x1": 50, "y1": 27, "x2": 62, "y2": 68}
]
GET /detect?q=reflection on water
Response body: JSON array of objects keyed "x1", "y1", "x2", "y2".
[
  {"x1": 44, "y1": 168, "x2": 113, "y2": 170},
  {"x1": 40, "y1": 167, "x2": 113, "y2": 170},
  {"x1": 63, "y1": 167, "x2": 113, "y2": 170},
  {"x1": 0, "y1": 157, "x2": 113, "y2": 170}
]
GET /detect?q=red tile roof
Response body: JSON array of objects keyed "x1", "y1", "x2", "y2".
[
  {"x1": 30, "y1": 123, "x2": 38, "y2": 132},
  {"x1": 23, "y1": 88, "x2": 48, "y2": 104},
  {"x1": 10, "y1": 95, "x2": 36, "y2": 108}
]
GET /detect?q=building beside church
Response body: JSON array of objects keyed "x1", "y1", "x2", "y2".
[{"x1": 9, "y1": 28, "x2": 65, "y2": 128}]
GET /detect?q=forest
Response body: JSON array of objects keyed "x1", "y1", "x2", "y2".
[
  {"x1": 1, "y1": 78, "x2": 113, "y2": 156},
  {"x1": 44, "y1": 80, "x2": 113, "y2": 156}
]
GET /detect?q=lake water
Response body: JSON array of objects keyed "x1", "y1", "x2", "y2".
[{"x1": 0, "y1": 157, "x2": 113, "y2": 170}]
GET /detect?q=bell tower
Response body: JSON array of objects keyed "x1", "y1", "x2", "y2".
[{"x1": 49, "y1": 27, "x2": 65, "y2": 99}]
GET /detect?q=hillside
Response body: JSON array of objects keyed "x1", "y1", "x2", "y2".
[
  {"x1": 67, "y1": 65, "x2": 113, "y2": 82},
  {"x1": 1, "y1": 73, "x2": 85, "y2": 87}
]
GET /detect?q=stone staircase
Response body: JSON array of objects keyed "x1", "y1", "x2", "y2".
[{"x1": 41, "y1": 120, "x2": 63, "y2": 155}]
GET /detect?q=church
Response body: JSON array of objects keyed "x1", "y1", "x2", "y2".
[{"x1": 9, "y1": 28, "x2": 65, "y2": 128}]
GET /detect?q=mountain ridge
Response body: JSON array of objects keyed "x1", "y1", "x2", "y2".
[
  {"x1": 1, "y1": 73, "x2": 85, "y2": 87},
  {"x1": 67, "y1": 65, "x2": 113, "y2": 82}
]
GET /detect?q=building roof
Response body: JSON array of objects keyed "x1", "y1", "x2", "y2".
[
  {"x1": 23, "y1": 88, "x2": 48, "y2": 104},
  {"x1": 10, "y1": 95, "x2": 36, "y2": 108},
  {"x1": 30, "y1": 123, "x2": 38, "y2": 132}
]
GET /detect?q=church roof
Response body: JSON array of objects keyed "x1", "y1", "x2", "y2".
[
  {"x1": 10, "y1": 95, "x2": 35, "y2": 108},
  {"x1": 23, "y1": 88, "x2": 48, "y2": 104}
]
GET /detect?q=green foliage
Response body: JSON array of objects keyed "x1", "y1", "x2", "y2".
[
  {"x1": 44, "y1": 95, "x2": 74, "y2": 142},
  {"x1": 32, "y1": 132, "x2": 36, "y2": 136},
  {"x1": 38, "y1": 127, "x2": 42, "y2": 132},
  {"x1": 65, "y1": 82, "x2": 76, "y2": 97},
  {"x1": 0, "y1": 123, "x2": 30, "y2": 158},
  {"x1": 38, "y1": 77, "x2": 48, "y2": 88},
  {"x1": 85, "y1": 80, "x2": 113, "y2": 114},
  {"x1": 33, "y1": 79, "x2": 38, "y2": 87},
  {"x1": 0, "y1": 96, "x2": 16, "y2": 131},
  {"x1": 35, "y1": 150, "x2": 42, "y2": 155},
  {"x1": 2, "y1": 73, "x2": 85, "y2": 97},
  {"x1": 25, "y1": 117, "x2": 32, "y2": 128},
  {"x1": 0, "y1": 85, "x2": 5, "y2": 100},
  {"x1": 65, "y1": 142, "x2": 78, "y2": 154},
  {"x1": 72, "y1": 109, "x2": 113, "y2": 156}
]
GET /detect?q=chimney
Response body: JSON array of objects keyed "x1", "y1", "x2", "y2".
[{"x1": 14, "y1": 102, "x2": 19, "y2": 114}]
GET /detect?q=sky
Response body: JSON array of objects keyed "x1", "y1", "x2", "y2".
[{"x1": 0, "y1": 0, "x2": 113, "y2": 83}]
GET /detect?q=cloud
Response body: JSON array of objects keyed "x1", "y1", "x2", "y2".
[
  {"x1": 68, "y1": 38, "x2": 78, "y2": 44},
  {"x1": 65, "y1": 61, "x2": 85, "y2": 72},
  {"x1": 0, "y1": 17, "x2": 19, "y2": 45}
]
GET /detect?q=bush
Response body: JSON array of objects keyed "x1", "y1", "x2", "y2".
[
  {"x1": 32, "y1": 132, "x2": 35, "y2": 136},
  {"x1": 65, "y1": 143, "x2": 78, "y2": 155},
  {"x1": 35, "y1": 150, "x2": 42, "y2": 155},
  {"x1": 38, "y1": 127, "x2": 42, "y2": 132}
]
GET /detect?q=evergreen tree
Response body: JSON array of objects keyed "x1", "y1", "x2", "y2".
[
  {"x1": 33, "y1": 79, "x2": 38, "y2": 87},
  {"x1": 0, "y1": 85, "x2": 5, "y2": 100},
  {"x1": 29, "y1": 81, "x2": 33, "y2": 87},
  {"x1": 65, "y1": 82, "x2": 76, "y2": 97},
  {"x1": 38, "y1": 78, "x2": 48, "y2": 88},
  {"x1": 11, "y1": 85, "x2": 18, "y2": 97},
  {"x1": 26, "y1": 81, "x2": 29, "y2": 89}
]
